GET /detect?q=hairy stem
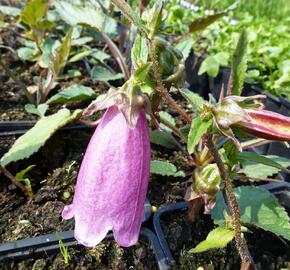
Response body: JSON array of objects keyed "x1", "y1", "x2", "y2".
[
  {"x1": 206, "y1": 135, "x2": 253, "y2": 267},
  {"x1": 148, "y1": 40, "x2": 192, "y2": 124}
]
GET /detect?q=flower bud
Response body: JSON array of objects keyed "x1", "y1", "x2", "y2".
[{"x1": 236, "y1": 109, "x2": 290, "y2": 141}]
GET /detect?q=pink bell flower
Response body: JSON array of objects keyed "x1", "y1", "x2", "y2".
[{"x1": 62, "y1": 91, "x2": 151, "y2": 247}]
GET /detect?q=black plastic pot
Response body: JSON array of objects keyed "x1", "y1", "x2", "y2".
[
  {"x1": 185, "y1": 53, "x2": 290, "y2": 117},
  {"x1": 0, "y1": 228, "x2": 170, "y2": 270},
  {"x1": 0, "y1": 120, "x2": 92, "y2": 137},
  {"x1": 153, "y1": 183, "x2": 290, "y2": 266}
]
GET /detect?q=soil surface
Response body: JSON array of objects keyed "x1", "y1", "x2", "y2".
[{"x1": 0, "y1": 239, "x2": 157, "y2": 270}]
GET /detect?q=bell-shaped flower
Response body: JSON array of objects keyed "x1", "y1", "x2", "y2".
[{"x1": 62, "y1": 85, "x2": 151, "y2": 247}]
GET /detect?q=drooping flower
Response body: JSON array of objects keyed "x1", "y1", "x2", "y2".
[{"x1": 62, "y1": 86, "x2": 151, "y2": 247}]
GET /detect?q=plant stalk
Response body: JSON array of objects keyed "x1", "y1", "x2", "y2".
[{"x1": 206, "y1": 135, "x2": 254, "y2": 268}]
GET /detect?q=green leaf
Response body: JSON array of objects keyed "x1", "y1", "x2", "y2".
[
  {"x1": 91, "y1": 50, "x2": 110, "y2": 62},
  {"x1": 150, "y1": 160, "x2": 185, "y2": 177},
  {"x1": 211, "y1": 186, "x2": 290, "y2": 241},
  {"x1": 190, "y1": 227, "x2": 235, "y2": 253},
  {"x1": 47, "y1": 84, "x2": 97, "y2": 104},
  {"x1": 0, "y1": 109, "x2": 82, "y2": 166},
  {"x1": 17, "y1": 47, "x2": 38, "y2": 61},
  {"x1": 71, "y1": 37, "x2": 93, "y2": 46},
  {"x1": 25, "y1": 104, "x2": 48, "y2": 118},
  {"x1": 111, "y1": 0, "x2": 147, "y2": 34},
  {"x1": 188, "y1": 117, "x2": 212, "y2": 154},
  {"x1": 16, "y1": 165, "x2": 36, "y2": 181},
  {"x1": 159, "y1": 111, "x2": 176, "y2": 132},
  {"x1": 198, "y1": 56, "x2": 220, "y2": 77},
  {"x1": 91, "y1": 66, "x2": 124, "y2": 82},
  {"x1": 59, "y1": 69, "x2": 81, "y2": 80},
  {"x1": 178, "y1": 88, "x2": 205, "y2": 111},
  {"x1": 175, "y1": 38, "x2": 194, "y2": 60},
  {"x1": 53, "y1": 28, "x2": 73, "y2": 77},
  {"x1": 54, "y1": 1, "x2": 117, "y2": 35},
  {"x1": 21, "y1": 0, "x2": 46, "y2": 26},
  {"x1": 231, "y1": 30, "x2": 248, "y2": 96},
  {"x1": 189, "y1": 12, "x2": 225, "y2": 33},
  {"x1": 15, "y1": 165, "x2": 35, "y2": 194},
  {"x1": 39, "y1": 38, "x2": 60, "y2": 68},
  {"x1": 68, "y1": 50, "x2": 93, "y2": 63},
  {"x1": 214, "y1": 52, "x2": 230, "y2": 66},
  {"x1": 150, "y1": 129, "x2": 177, "y2": 149},
  {"x1": 238, "y1": 152, "x2": 290, "y2": 173},
  {"x1": 134, "y1": 64, "x2": 150, "y2": 82},
  {"x1": 242, "y1": 155, "x2": 290, "y2": 179},
  {"x1": 131, "y1": 35, "x2": 148, "y2": 69},
  {"x1": 0, "y1": 5, "x2": 21, "y2": 16}
]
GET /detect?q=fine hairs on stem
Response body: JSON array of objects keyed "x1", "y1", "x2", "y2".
[{"x1": 206, "y1": 135, "x2": 254, "y2": 268}]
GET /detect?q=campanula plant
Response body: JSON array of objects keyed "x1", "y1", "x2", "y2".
[{"x1": 0, "y1": 0, "x2": 290, "y2": 269}]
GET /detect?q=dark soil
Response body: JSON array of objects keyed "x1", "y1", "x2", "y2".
[
  {"x1": 161, "y1": 210, "x2": 290, "y2": 270},
  {"x1": 0, "y1": 238, "x2": 157, "y2": 270}
]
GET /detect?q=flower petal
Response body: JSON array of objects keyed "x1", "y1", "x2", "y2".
[{"x1": 62, "y1": 106, "x2": 150, "y2": 247}]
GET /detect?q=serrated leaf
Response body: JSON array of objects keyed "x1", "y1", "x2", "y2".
[
  {"x1": 238, "y1": 152, "x2": 290, "y2": 173},
  {"x1": 55, "y1": 1, "x2": 117, "y2": 35},
  {"x1": 91, "y1": 66, "x2": 124, "y2": 82},
  {"x1": 150, "y1": 160, "x2": 185, "y2": 177},
  {"x1": 131, "y1": 35, "x2": 148, "y2": 69},
  {"x1": 159, "y1": 111, "x2": 176, "y2": 132},
  {"x1": 231, "y1": 30, "x2": 248, "y2": 96},
  {"x1": 242, "y1": 155, "x2": 290, "y2": 179},
  {"x1": 47, "y1": 84, "x2": 97, "y2": 104},
  {"x1": 0, "y1": 109, "x2": 82, "y2": 166},
  {"x1": 150, "y1": 129, "x2": 177, "y2": 149},
  {"x1": 190, "y1": 227, "x2": 235, "y2": 253},
  {"x1": 53, "y1": 28, "x2": 73, "y2": 77},
  {"x1": 211, "y1": 186, "x2": 290, "y2": 241},
  {"x1": 21, "y1": 0, "x2": 46, "y2": 26},
  {"x1": 178, "y1": 88, "x2": 205, "y2": 111},
  {"x1": 188, "y1": 117, "x2": 212, "y2": 154},
  {"x1": 134, "y1": 64, "x2": 150, "y2": 82},
  {"x1": 111, "y1": 0, "x2": 147, "y2": 34}
]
